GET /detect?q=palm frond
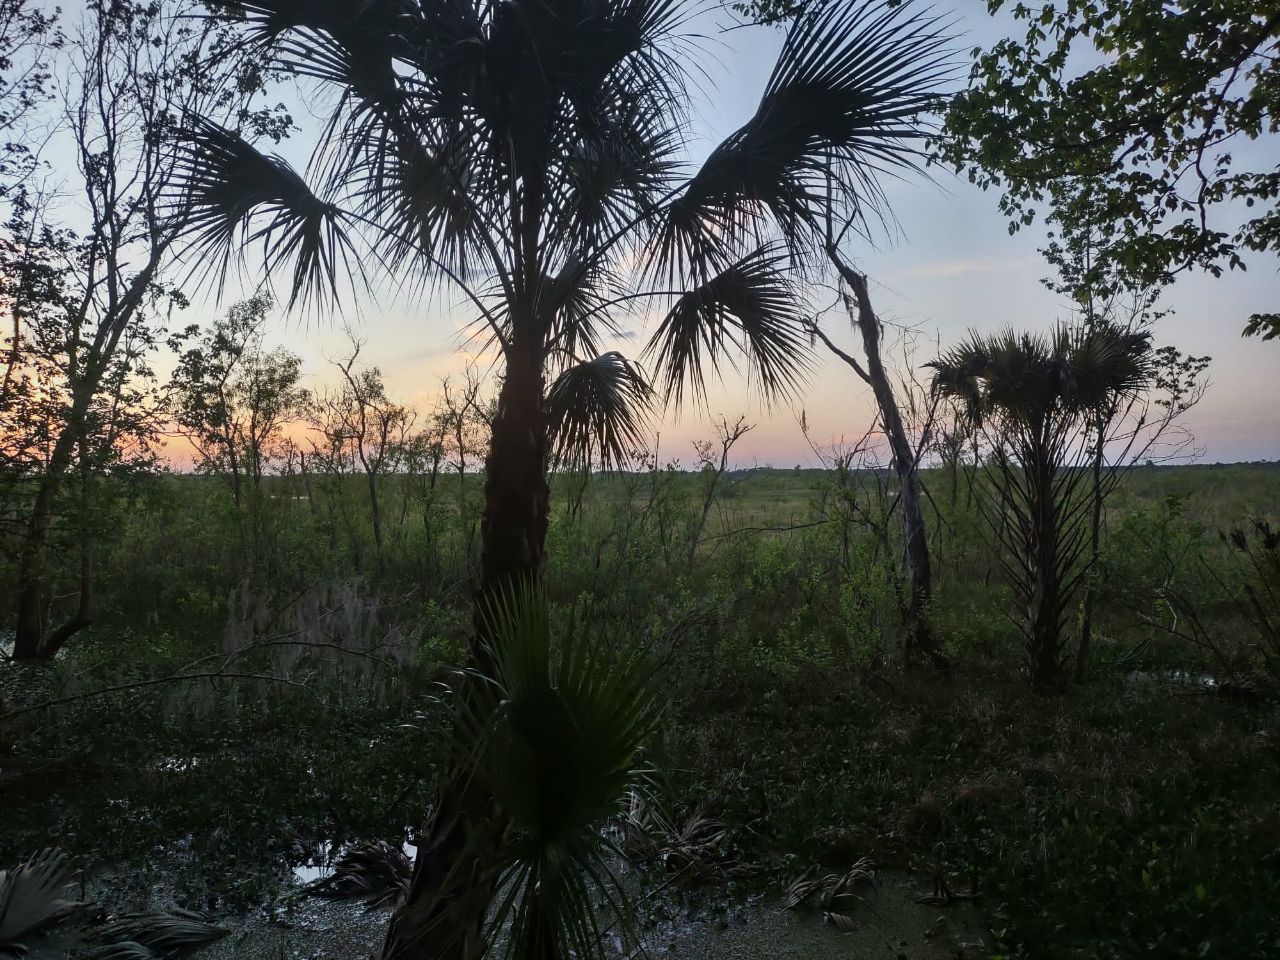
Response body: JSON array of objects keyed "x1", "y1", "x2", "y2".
[
  {"x1": 931, "y1": 322, "x2": 1154, "y2": 428},
  {"x1": 548, "y1": 352, "x2": 653, "y2": 472},
  {"x1": 927, "y1": 339, "x2": 988, "y2": 425},
  {"x1": 1066, "y1": 321, "x2": 1153, "y2": 410},
  {"x1": 85, "y1": 942, "x2": 161, "y2": 960},
  {"x1": 645, "y1": 245, "x2": 811, "y2": 408},
  {"x1": 451, "y1": 586, "x2": 663, "y2": 960},
  {"x1": 546, "y1": 86, "x2": 683, "y2": 258},
  {"x1": 660, "y1": 0, "x2": 954, "y2": 269},
  {"x1": 93, "y1": 910, "x2": 227, "y2": 957},
  {"x1": 302, "y1": 841, "x2": 412, "y2": 909},
  {"x1": 212, "y1": 0, "x2": 404, "y2": 56},
  {"x1": 352, "y1": 130, "x2": 483, "y2": 277},
  {"x1": 170, "y1": 119, "x2": 355, "y2": 310},
  {"x1": 0, "y1": 848, "x2": 83, "y2": 953},
  {"x1": 786, "y1": 858, "x2": 876, "y2": 913}
]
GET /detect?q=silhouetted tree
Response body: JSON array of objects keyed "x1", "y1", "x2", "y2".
[
  {"x1": 171, "y1": 1, "x2": 952, "y2": 954},
  {"x1": 930, "y1": 322, "x2": 1153, "y2": 691}
]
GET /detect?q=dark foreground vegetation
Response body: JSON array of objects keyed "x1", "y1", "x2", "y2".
[{"x1": 3, "y1": 462, "x2": 1279, "y2": 958}]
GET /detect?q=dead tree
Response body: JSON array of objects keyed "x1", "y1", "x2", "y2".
[{"x1": 811, "y1": 251, "x2": 946, "y2": 671}]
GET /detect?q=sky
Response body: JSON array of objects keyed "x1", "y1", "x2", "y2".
[{"x1": 186, "y1": 3, "x2": 1280, "y2": 467}]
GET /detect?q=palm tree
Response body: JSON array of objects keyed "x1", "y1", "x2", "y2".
[
  {"x1": 929, "y1": 322, "x2": 1152, "y2": 691},
  {"x1": 170, "y1": 1, "x2": 951, "y2": 955}
]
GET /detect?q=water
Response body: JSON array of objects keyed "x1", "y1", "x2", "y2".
[
  {"x1": 290, "y1": 838, "x2": 418, "y2": 887},
  {"x1": 638, "y1": 875, "x2": 985, "y2": 960},
  {"x1": 15, "y1": 869, "x2": 985, "y2": 960},
  {"x1": 10, "y1": 819, "x2": 985, "y2": 960}
]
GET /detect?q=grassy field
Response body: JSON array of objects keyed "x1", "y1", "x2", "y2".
[{"x1": 1, "y1": 461, "x2": 1278, "y2": 958}]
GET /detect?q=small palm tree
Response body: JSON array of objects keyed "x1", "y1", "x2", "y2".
[
  {"x1": 930, "y1": 321, "x2": 1152, "y2": 691},
  {"x1": 452, "y1": 587, "x2": 662, "y2": 960},
  {"x1": 171, "y1": 1, "x2": 951, "y2": 954}
]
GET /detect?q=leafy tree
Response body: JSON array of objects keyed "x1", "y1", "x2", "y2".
[
  {"x1": 0, "y1": 199, "x2": 167, "y2": 658},
  {"x1": 731, "y1": 0, "x2": 813, "y2": 26},
  {"x1": 169, "y1": 296, "x2": 310, "y2": 508},
  {"x1": 171, "y1": 0, "x2": 951, "y2": 954},
  {"x1": 310, "y1": 335, "x2": 414, "y2": 572},
  {"x1": 940, "y1": 1, "x2": 1280, "y2": 339},
  {"x1": 0, "y1": 0, "x2": 61, "y2": 201},
  {"x1": 0, "y1": 0, "x2": 269, "y2": 659},
  {"x1": 168, "y1": 296, "x2": 310, "y2": 579}
]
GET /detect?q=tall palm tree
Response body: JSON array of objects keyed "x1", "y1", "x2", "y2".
[
  {"x1": 170, "y1": 1, "x2": 952, "y2": 955},
  {"x1": 929, "y1": 321, "x2": 1152, "y2": 691}
]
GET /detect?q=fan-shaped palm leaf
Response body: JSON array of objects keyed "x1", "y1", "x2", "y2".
[
  {"x1": 212, "y1": 0, "x2": 361, "y2": 44},
  {"x1": 85, "y1": 943, "x2": 160, "y2": 960},
  {"x1": 170, "y1": 119, "x2": 354, "y2": 309},
  {"x1": 0, "y1": 848, "x2": 83, "y2": 955},
  {"x1": 548, "y1": 352, "x2": 653, "y2": 470},
  {"x1": 931, "y1": 323, "x2": 1154, "y2": 425},
  {"x1": 645, "y1": 245, "x2": 810, "y2": 407},
  {"x1": 447, "y1": 587, "x2": 662, "y2": 960},
  {"x1": 1066, "y1": 322, "x2": 1153, "y2": 411},
  {"x1": 84, "y1": 942, "x2": 159, "y2": 957},
  {"x1": 661, "y1": 0, "x2": 953, "y2": 269}
]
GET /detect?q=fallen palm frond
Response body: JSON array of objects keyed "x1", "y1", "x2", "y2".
[
  {"x1": 85, "y1": 942, "x2": 161, "y2": 960},
  {"x1": 0, "y1": 847, "x2": 84, "y2": 956},
  {"x1": 619, "y1": 801, "x2": 736, "y2": 885},
  {"x1": 785, "y1": 857, "x2": 876, "y2": 926},
  {"x1": 93, "y1": 909, "x2": 227, "y2": 957},
  {"x1": 301, "y1": 840, "x2": 411, "y2": 909},
  {"x1": 657, "y1": 808, "x2": 733, "y2": 881}
]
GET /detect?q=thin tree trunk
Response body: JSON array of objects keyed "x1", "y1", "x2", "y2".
[
  {"x1": 1075, "y1": 427, "x2": 1105, "y2": 684},
  {"x1": 367, "y1": 470, "x2": 384, "y2": 573},
  {"x1": 382, "y1": 350, "x2": 549, "y2": 960},
  {"x1": 12, "y1": 397, "x2": 90, "y2": 660},
  {"x1": 826, "y1": 255, "x2": 946, "y2": 671},
  {"x1": 39, "y1": 470, "x2": 95, "y2": 662}
]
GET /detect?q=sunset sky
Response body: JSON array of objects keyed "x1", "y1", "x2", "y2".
[{"x1": 184, "y1": 4, "x2": 1280, "y2": 467}]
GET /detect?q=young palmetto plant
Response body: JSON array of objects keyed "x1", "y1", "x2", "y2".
[
  {"x1": 0, "y1": 848, "x2": 84, "y2": 955},
  {"x1": 452, "y1": 586, "x2": 663, "y2": 960},
  {"x1": 929, "y1": 322, "x2": 1153, "y2": 691},
  {"x1": 170, "y1": 1, "x2": 953, "y2": 954}
]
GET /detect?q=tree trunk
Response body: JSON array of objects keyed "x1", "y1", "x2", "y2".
[
  {"x1": 367, "y1": 470, "x2": 384, "y2": 573},
  {"x1": 834, "y1": 262, "x2": 946, "y2": 672},
  {"x1": 1075, "y1": 427, "x2": 1105, "y2": 684},
  {"x1": 382, "y1": 350, "x2": 549, "y2": 960},
  {"x1": 12, "y1": 415, "x2": 87, "y2": 660},
  {"x1": 1027, "y1": 443, "x2": 1066, "y2": 692}
]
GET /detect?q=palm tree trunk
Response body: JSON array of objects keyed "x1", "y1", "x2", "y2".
[
  {"x1": 382, "y1": 349, "x2": 549, "y2": 960},
  {"x1": 1027, "y1": 440, "x2": 1065, "y2": 692},
  {"x1": 474, "y1": 354, "x2": 551, "y2": 630}
]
